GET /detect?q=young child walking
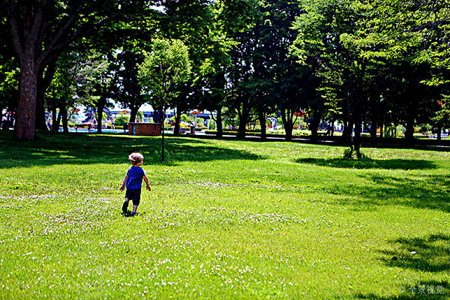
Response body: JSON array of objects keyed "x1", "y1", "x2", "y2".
[{"x1": 120, "y1": 152, "x2": 151, "y2": 215}]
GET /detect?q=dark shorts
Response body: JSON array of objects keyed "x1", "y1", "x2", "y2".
[{"x1": 125, "y1": 189, "x2": 141, "y2": 206}]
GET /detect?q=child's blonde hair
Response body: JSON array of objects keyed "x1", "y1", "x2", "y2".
[{"x1": 128, "y1": 152, "x2": 144, "y2": 165}]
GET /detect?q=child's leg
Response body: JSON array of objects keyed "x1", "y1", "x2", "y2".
[
  {"x1": 122, "y1": 198, "x2": 129, "y2": 213},
  {"x1": 131, "y1": 193, "x2": 140, "y2": 214}
]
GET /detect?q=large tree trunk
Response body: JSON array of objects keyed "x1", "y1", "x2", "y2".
[
  {"x1": 161, "y1": 107, "x2": 165, "y2": 162},
  {"x1": 237, "y1": 107, "x2": 250, "y2": 139},
  {"x1": 5, "y1": 1, "x2": 106, "y2": 140},
  {"x1": 370, "y1": 116, "x2": 378, "y2": 146},
  {"x1": 237, "y1": 118, "x2": 246, "y2": 139},
  {"x1": 309, "y1": 111, "x2": 321, "y2": 142},
  {"x1": 14, "y1": 57, "x2": 38, "y2": 140},
  {"x1": 216, "y1": 109, "x2": 223, "y2": 138},
  {"x1": 436, "y1": 122, "x2": 442, "y2": 141},
  {"x1": 353, "y1": 116, "x2": 362, "y2": 158},
  {"x1": 51, "y1": 103, "x2": 59, "y2": 132},
  {"x1": 130, "y1": 106, "x2": 139, "y2": 123},
  {"x1": 281, "y1": 110, "x2": 294, "y2": 142},
  {"x1": 342, "y1": 120, "x2": 352, "y2": 145},
  {"x1": 405, "y1": 108, "x2": 415, "y2": 147},
  {"x1": 59, "y1": 103, "x2": 69, "y2": 133},
  {"x1": 97, "y1": 95, "x2": 107, "y2": 134},
  {"x1": 258, "y1": 110, "x2": 266, "y2": 141},
  {"x1": 174, "y1": 109, "x2": 182, "y2": 135}
]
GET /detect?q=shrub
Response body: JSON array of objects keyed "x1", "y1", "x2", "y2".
[{"x1": 115, "y1": 116, "x2": 129, "y2": 128}]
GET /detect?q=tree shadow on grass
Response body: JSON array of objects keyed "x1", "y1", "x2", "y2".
[
  {"x1": 298, "y1": 155, "x2": 449, "y2": 213},
  {"x1": 296, "y1": 157, "x2": 437, "y2": 170},
  {"x1": 353, "y1": 234, "x2": 450, "y2": 299},
  {"x1": 328, "y1": 174, "x2": 450, "y2": 213},
  {"x1": 379, "y1": 234, "x2": 450, "y2": 273},
  {"x1": 0, "y1": 133, "x2": 264, "y2": 169}
]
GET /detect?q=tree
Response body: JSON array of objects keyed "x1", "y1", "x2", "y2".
[
  {"x1": 203, "y1": 0, "x2": 256, "y2": 138},
  {"x1": 112, "y1": 46, "x2": 148, "y2": 125},
  {"x1": 138, "y1": 38, "x2": 191, "y2": 161},
  {"x1": 351, "y1": 0, "x2": 450, "y2": 72},
  {"x1": 252, "y1": 0, "x2": 304, "y2": 141},
  {"x1": 292, "y1": 0, "x2": 374, "y2": 157},
  {"x1": 381, "y1": 61, "x2": 439, "y2": 145},
  {"x1": 340, "y1": 0, "x2": 448, "y2": 146},
  {"x1": 82, "y1": 52, "x2": 113, "y2": 134},
  {"x1": 154, "y1": 0, "x2": 252, "y2": 137},
  {"x1": 46, "y1": 50, "x2": 110, "y2": 132},
  {"x1": 156, "y1": 0, "x2": 217, "y2": 136},
  {"x1": 1, "y1": 0, "x2": 151, "y2": 140},
  {"x1": 226, "y1": 1, "x2": 262, "y2": 139},
  {"x1": 45, "y1": 52, "x2": 77, "y2": 133}
]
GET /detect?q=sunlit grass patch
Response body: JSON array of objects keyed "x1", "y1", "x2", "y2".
[{"x1": 0, "y1": 132, "x2": 449, "y2": 299}]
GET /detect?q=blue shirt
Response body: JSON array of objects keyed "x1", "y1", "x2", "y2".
[{"x1": 126, "y1": 166, "x2": 146, "y2": 190}]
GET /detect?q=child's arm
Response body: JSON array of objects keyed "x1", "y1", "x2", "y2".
[
  {"x1": 120, "y1": 175, "x2": 127, "y2": 191},
  {"x1": 143, "y1": 175, "x2": 151, "y2": 191}
]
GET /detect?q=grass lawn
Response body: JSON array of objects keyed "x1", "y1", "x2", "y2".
[{"x1": 0, "y1": 131, "x2": 449, "y2": 299}]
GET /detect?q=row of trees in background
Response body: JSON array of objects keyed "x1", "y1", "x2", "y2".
[
  {"x1": 292, "y1": 0, "x2": 450, "y2": 156},
  {"x1": 1, "y1": 0, "x2": 450, "y2": 154},
  {"x1": 0, "y1": 0, "x2": 252, "y2": 138}
]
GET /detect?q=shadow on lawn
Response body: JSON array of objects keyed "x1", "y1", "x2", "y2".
[
  {"x1": 353, "y1": 234, "x2": 450, "y2": 299},
  {"x1": 329, "y1": 174, "x2": 450, "y2": 213},
  {"x1": 296, "y1": 157, "x2": 437, "y2": 170},
  {"x1": 0, "y1": 132, "x2": 264, "y2": 169},
  {"x1": 379, "y1": 234, "x2": 450, "y2": 273}
]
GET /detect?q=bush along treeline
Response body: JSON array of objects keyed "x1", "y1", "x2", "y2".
[{"x1": 1, "y1": 0, "x2": 450, "y2": 154}]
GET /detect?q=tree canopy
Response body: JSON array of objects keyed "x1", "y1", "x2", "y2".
[
  {"x1": 138, "y1": 38, "x2": 191, "y2": 161},
  {"x1": 1, "y1": 0, "x2": 154, "y2": 140},
  {"x1": 1, "y1": 0, "x2": 449, "y2": 152}
]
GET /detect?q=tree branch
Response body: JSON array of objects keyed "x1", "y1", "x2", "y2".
[
  {"x1": 39, "y1": 0, "x2": 89, "y2": 66},
  {"x1": 3, "y1": 1, "x2": 24, "y2": 59}
]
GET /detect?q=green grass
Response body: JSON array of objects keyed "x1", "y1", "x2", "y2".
[{"x1": 0, "y1": 131, "x2": 449, "y2": 299}]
